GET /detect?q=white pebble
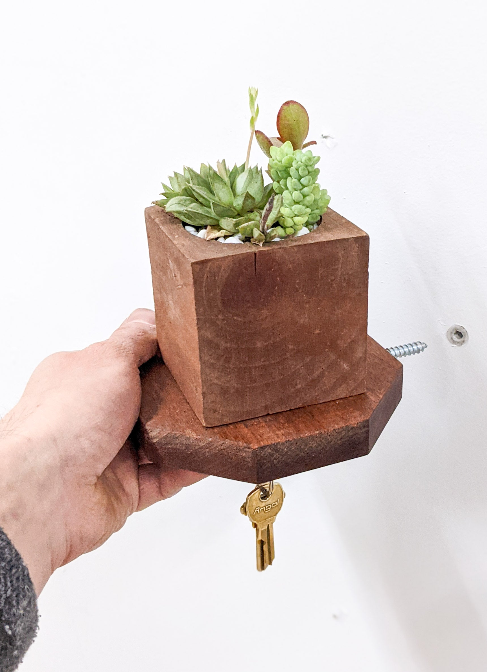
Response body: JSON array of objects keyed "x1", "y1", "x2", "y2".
[
  {"x1": 224, "y1": 236, "x2": 244, "y2": 244},
  {"x1": 217, "y1": 237, "x2": 226, "y2": 243},
  {"x1": 184, "y1": 225, "x2": 196, "y2": 233},
  {"x1": 296, "y1": 227, "x2": 310, "y2": 236},
  {"x1": 271, "y1": 237, "x2": 282, "y2": 242},
  {"x1": 197, "y1": 229, "x2": 207, "y2": 238},
  {"x1": 235, "y1": 233, "x2": 244, "y2": 240},
  {"x1": 313, "y1": 224, "x2": 319, "y2": 230}
]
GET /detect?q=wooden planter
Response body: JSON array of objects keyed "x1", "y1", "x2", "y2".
[{"x1": 145, "y1": 205, "x2": 369, "y2": 427}]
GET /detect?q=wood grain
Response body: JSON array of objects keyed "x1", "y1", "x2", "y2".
[
  {"x1": 145, "y1": 206, "x2": 370, "y2": 427},
  {"x1": 136, "y1": 337, "x2": 403, "y2": 483}
]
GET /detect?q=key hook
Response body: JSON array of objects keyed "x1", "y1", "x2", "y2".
[{"x1": 258, "y1": 481, "x2": 274, "y2": 500}]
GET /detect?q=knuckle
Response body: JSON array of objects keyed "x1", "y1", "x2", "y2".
[{"x1": 39, "y1": 350, "x2": 77, "y2": 371}]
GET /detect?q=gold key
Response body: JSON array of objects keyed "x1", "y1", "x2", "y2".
[{"x1": 241, "y1": 482, "x2": 285, "y2": 571}]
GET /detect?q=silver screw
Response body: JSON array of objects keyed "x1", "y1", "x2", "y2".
[{"x1": 386, "y1": 342, "x2": 428, "y2": 358}]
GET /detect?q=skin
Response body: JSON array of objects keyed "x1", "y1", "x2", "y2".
[{"x1": 0, "y1": 308, "x2": 205, "y2": 595}]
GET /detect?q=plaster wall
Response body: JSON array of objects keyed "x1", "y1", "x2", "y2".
[{"x1": 1, "y1": 0, "x2": 486, "y2": 670}]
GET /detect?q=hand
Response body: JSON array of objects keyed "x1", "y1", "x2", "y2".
[{"x1": 0, "y1": 309, "x2": 205, "y2": 594}]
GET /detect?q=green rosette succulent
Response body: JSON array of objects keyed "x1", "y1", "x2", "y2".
[
  {"x1": 154, "y1": 159, "x2": 283, "y2": 244},
  {"x1": 269, "y1": 141, "x2": 331, "y2": 235}
]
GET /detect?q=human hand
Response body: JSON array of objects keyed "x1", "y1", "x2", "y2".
[{"x1": 0, "y1": 309, "x2": 206, "y2": 594}]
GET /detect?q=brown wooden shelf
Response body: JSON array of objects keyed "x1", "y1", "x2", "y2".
[{"x1": 136, "y1": 337, "x2": 403, "y2": 483}]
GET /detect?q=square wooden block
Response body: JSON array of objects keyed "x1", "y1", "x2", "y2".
[{"x1": 145, "y1": 206, "x2": 369, "y2": 427}]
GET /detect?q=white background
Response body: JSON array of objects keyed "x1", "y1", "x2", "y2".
[{"x1": 1, "y1": 0, "x2": 487, "y2": 669}]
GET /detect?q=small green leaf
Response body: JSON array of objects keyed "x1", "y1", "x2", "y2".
[
  {"x1": 165, "y1": 197, "x2": 219, "y2": 227},
  {"x1": 185, "y1": 184, "x2": 214, "y2": 208},
  {"x1": 168, "y1": 172, "x2": 186, "y2": 193},
  {"x1": 255, "y1": 132, "x2": 283, "y2": 158},
  {"x1": 216, "y1": 160, "x2": 230, "y2": 184},
  {"x1": 207, "y1": 166, "x2": 234, "y2": 207},
  {"x1": 200, "y1": 164, "x2": 210, "y2": 181},
  {"x1": 228, "y1": 164, "x2": 240, "y2": 188},
  {"x1": 237, "y1": 221, "x2": 257, "y2": 237},
  {"x1": 165, "y1": 196, "x2": 195, "y2": 209},
  {"x1": 256, "y1": 183, "x2": 274, "y2": 209},
  {"x1": 184, "y1": 166, "x2": 210, "y2": 190},
  {"x1": 234, "y1": 168, "x2": 252, "y2": 196},
  {"x1": 251, "y1": 228, "x2": 265, "y2": 245},
  {"x1": 160, "y1": 183, "x2": 175, "y2": 197},
  {"x1": 260, "y1": 193, "x2": 283, "y2": 232},
  {"x1": 233, "y1": 191, "x2": 256, "y2": 214},
  {"x1": 219, "y1": 218, "x2": 238, "y2": 233},
  {"x1": 212, "y1": 202, "x2": 238, "y2": 219},
  {"x1": 276, "y1": 100, "x2": 310, "y2": 150},
  {"x1": 246, "y1": 167, "x2": 264, "y2": 203}
]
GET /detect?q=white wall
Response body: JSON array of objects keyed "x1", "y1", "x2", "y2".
[{"x1": 1, "y1": 0, "x2": 487, "y2": 669}]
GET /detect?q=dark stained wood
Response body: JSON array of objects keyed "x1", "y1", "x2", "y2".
[
  {"x1": 145, "y1": 206, "x2": 370, "y2": 427},
  {"x1": 136, "y1": 337, "x2": 403, "y2": 483}
]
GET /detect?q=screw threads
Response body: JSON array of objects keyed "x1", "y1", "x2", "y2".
[{"x1": 386, "y1": 342, "x2": 428, "y2": 358}]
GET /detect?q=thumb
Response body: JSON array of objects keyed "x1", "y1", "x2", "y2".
[{"x1": 108, "y1": 308, "x2": 158, "y2": 367}]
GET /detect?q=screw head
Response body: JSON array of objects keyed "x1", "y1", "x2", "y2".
[{"x1": 446, "y1": 324, "x2": 469, "y2": 346}]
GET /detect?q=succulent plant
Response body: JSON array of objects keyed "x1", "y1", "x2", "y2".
[
  {"x1": 154, "y1": 91, "x2": 330, "y2": 244},
  {"x1": 269, "y1": 141, "x2": 331, "y2": 234},
  {"x1": 255, "y1": 100, "x2": 317, "y2": 158},
  {"x1": 255, "y1": 100, "x2": 330, "y2": 231},
  {"x1": 154, "y1": 160, "x2": 283, "y2": 244}
]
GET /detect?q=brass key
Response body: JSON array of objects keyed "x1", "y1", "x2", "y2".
[{"x1": 241, "y1": 482, "x2": 285, "y2": 571}]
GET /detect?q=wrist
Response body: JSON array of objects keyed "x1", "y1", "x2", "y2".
[{"x1": 0, "y1": 413, "x2": 62, "y2": 594}]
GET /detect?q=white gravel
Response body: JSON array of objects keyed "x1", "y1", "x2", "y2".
[{"x1": 186, "y1": 224, "x2": 318, "y2": 243}]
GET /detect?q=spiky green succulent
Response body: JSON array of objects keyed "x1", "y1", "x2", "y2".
[
  {"x1": 269, "y1": 141, "x2": 331, "y2": 235},
  {"x1": 154, "y1": 160, "x2": 284, "y2": 244}
]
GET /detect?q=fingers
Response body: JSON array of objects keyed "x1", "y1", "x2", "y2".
[
  {"x1": 137, "y1": 464, "x2": 207, "y2": 511},
  {"x1": 108, "y1": 308, "x2": 158, "y2": 368}
]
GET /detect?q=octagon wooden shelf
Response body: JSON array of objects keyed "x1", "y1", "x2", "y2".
[{"x1": 136, "y1": 337, "x2": 403, "y2": 484}]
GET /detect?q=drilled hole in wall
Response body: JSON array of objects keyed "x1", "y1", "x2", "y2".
[{"x1": 447, "y1": 325, "x2": 469, "y2": 346}]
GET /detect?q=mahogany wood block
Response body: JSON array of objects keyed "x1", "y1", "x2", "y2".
[
  {"x1": 145, "y1": 206, "x2": 370, "y2": 427},
  {"x1": 136, "y1": 337, "x2": 403, "y2": 484}
]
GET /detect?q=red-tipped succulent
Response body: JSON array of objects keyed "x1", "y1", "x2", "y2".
[{"x1": 255, "y1": 100, "x2": 317, "y2": 158}]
